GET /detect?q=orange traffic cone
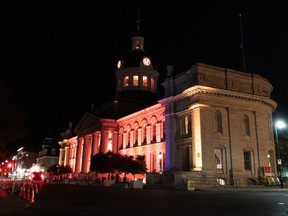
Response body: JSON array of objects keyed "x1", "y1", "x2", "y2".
[
  {"x1": 23, "y1": 184, "x2": 27, "y2": 199},
  {"x1": 30, "y1": 187, "x2": 34, "y2": 204},
  {"x1": 26, "y1": 187, "x2": 30, "y2": 201},
  {"x1": 34, "y1": 183, "x2": 38, "y2": 194},
  {"x1": 19, "y1": 185, "x2": 23, "y2": 198}
]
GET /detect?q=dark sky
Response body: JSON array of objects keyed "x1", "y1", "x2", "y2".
[{"x1": 1, "y1": 1, "x2": 287, "y2": 151}]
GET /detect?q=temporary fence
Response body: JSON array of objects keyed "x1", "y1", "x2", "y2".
[{"x1": 19, "y1": 181, "x2": 39, "y2": 204}]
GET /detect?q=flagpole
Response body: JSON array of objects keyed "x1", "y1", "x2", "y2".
[{"x1": 239, "y1": 13, "x2": 246, "y2": 72}]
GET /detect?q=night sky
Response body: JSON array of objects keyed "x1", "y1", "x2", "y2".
[{"x1": 1, "y1": 1, "x2": 287, "y2": 152}]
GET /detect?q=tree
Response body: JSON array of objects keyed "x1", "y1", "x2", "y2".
[
  {"x1": 90, "y1": 152, "x2": 109, "y2": 174},
  {"x1": 90, "y1": 151, "x2": 122, "y2": 180},
  {"x1": 123, "y1": 155, "x2": 147, "y2": 180},
  {"x1": 47, "y1": 164, "x2": 72, "y2": 179},
  {"x1": 90, "y1": 152, "x2": 147, "y2": 181}
]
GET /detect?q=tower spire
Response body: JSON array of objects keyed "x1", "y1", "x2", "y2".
[{"x1": 136, "y1": 10, "x2": 141, "y2": 32}]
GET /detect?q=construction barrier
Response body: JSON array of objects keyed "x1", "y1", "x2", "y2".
[{"x1": 19, "y1": 181, "x2": 35, "y2": 204}]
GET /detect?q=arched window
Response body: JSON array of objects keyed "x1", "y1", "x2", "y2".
[
  {"x1": 118, "y1": 128, "x2": 124, "y2": 150},
  {"x1": 215, "y1": 148, "x2": 223, "y2": 169},
  {"x1": 127, "y1": 129, "x2": 130, "y2": 148},
  {"x1": 134, "y1": 126, "x2": 138, "y2": 146},
  {"x1": 142, "y1": 125, "x2": 147, "y2": 144}
]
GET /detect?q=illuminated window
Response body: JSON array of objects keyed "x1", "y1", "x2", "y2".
[
  {"x1": 177, "y1": 114, "x2": 191, "y2": 139},
  {"x1": 215, "y1": 148, "x2": 223, "y2": 169},
  {"x1": 127, "y1": 130, "x2": 130, "y2": 148},
  {"x1": 123, "y1": 76, "x2": 129, "y2": 87},
  {"x1": 118, "y1": 130, "x2": 124, "y2": 150},
  {"x1": 142, "y1": 125, "x2": 147, "y2": 144},
  {"x1": 142, "y1": 76, "x2": 148, "y2": 87},
  {"x1": 150, "y1": 153, "x2": 156, "y2": 172},
  {"x1": 151, "y1": 122, "x2": 156, "y2": 142},
  {"x1": 134, "y1": 127, "x2": 138, "y2": 146},
  {"x1": 181, "y1": 115, "x2": 190, "y2": 135},
  {"x1": 135, "y1": 41, "x2": 140, "y2": 49},
  {"x1": 107, "y1": 132, "x2": 112, "y2": 151},
  {"x1": 150, "y1": 78, "x2": 155, "y2": 90},
  {"x1": 133, "y1": 75, "x2": 139, "y2": 86},
  {"x1": 122, "y1": 132, "x2": 127, "y2": 149},
  {"x1": 184, "y1": 116, "x2": 189, "y2": 134},
  {"x1": 244, "y1": 151, "x2": 251, "y2": 170}
]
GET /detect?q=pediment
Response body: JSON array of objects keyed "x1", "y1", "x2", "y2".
[{"x1": 74, "y1": 112, "x2": 101, "y2": 136}]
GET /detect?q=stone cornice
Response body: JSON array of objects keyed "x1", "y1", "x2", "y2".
[{"x1": 160, "y1": 85, "x2": 277, "y2": 110}]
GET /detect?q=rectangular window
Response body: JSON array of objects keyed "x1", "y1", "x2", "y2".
[
  {"x1": 150, "y1": 78, "x2": 155, "y2": 90},
  {"x1": 215, "y1": 148, "x2": 223, "y2": 169},
  {"x1": 142, "y1": 76, "x2": 148, "y2": 87},
  {"x1": 244, "y1": 151, "x2": 251, "y2": 170},
  {"x1": 123, "y1": 76, "x2": 129, "y2": 87},
  {"x1": 184, "y1": 116, "x2": 189, "y2": 134},
  {"x1": 133, "y1": 75, "x2": 138, "y2": 86},
  {"x1": 177, "y1": 114, "x2": 191, "y2": 139}
]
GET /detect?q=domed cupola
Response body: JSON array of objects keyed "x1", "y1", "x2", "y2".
[{"x1": 115, "y1": 12, "x2": 160, "y2": 104}]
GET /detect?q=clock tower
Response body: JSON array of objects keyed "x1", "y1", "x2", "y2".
[{"x1": 115, "y1": 11, "x2": 160, "y2": 105}]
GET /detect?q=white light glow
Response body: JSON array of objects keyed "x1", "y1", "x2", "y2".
[{"x1": 276, "y1": 120, "x2": 286, "y2": 129}]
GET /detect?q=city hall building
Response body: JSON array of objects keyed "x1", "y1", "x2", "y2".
[{"x1": 58, "y1": 25, "x2": 277, "y2": 187}]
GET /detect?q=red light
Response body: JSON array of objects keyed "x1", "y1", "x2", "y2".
[{"x1": 7, "y1": 163, "x2": 12, "y2": 168}]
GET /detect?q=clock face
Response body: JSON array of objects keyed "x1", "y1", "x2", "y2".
[
  {"x1": 117, "y1": 60, "x2": 122, "y2": 69},
  {"x1": 143, "y1": 57, "x2": 151, "y2": 66}
]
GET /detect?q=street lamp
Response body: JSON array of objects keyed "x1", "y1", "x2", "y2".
[{"x1": 274, "y1": 120, "x2": 286, "y2": 188}]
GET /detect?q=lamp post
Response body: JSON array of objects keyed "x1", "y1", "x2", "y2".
[
  {"x1": 274, "y1": 120, "x2": 286, "y2": 188},
  {"x1": 158, "y1": 152, "x2": 163, "y2": 174}
]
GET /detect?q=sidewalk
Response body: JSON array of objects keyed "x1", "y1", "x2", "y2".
[{"x1": 0, "y1": 187, "x2": 32, "y2": 215}]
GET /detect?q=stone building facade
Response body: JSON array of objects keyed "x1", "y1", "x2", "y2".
[
  {"x1": 161, "y1": 63, "x2": 277, "y2": 186},
  {"x1": 58, "y1": 24, "x2": 277, "y2": 187}
]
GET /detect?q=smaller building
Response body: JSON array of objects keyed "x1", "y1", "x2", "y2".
[
  {"x1": 13, "y1": 147, "x2": 38, "y2": 179},
  {"x1": 36, "y1": 137, "x2": 59, "y2": 179}
]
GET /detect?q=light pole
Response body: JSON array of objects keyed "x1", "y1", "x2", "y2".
[
  {"x1": 158, "y1": 152, "x2": 163, "y2": 174},
  {"x1": 274, "y1": 120, "x2": 285, "y2": 188},
  {"x1": 158, "y1": 152, "x2": 163, "y2": 184}
]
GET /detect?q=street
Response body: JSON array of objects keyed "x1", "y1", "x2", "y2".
[{"x1": 1, "y1": 183, "x2": 288, "y2": 216}]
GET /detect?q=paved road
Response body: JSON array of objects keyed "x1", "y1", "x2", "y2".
[{"x1": 1, "y1": 183, "x2": 288, "y2": 216}]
